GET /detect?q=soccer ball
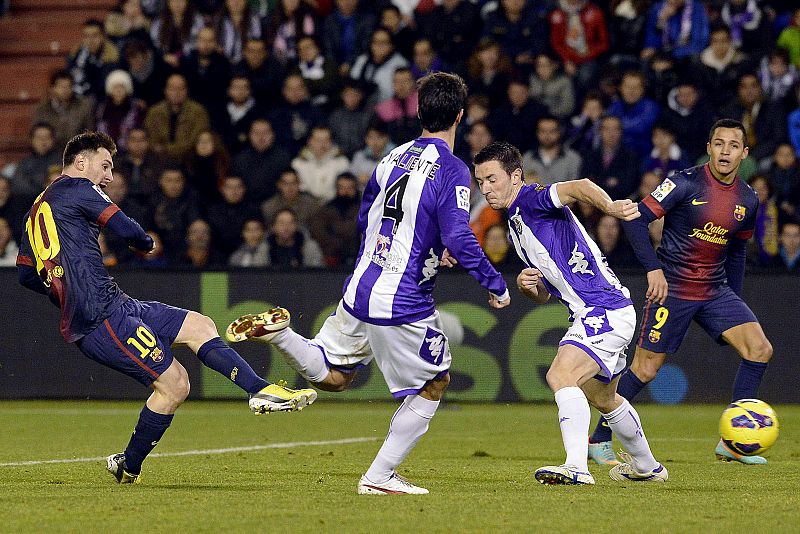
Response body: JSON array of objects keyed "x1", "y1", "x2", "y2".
[{"x1": 719, "y1": 399, "x2": 779, "y2": 456}]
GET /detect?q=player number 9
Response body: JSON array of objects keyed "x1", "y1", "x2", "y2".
[{"x1": 653, "y1": 307, "x2": 669, "y2": 330}]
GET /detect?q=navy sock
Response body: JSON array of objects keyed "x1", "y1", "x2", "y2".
[
  {"x1": 590, "y1": 369, "x2": 648, "y2": 443},
  {"x1": 124, "y1": 406, "x2": 174, "y2": 475},
  {"x1": 731, "y1": 359, "x2": 768, "y2": 402},
  {"x1": 197, "y1": 337, "x2": 269, "y2": 395}
]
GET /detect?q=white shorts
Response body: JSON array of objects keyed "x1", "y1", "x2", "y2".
[
  {"x1": 312, "y1": 301, "x2": 452, "y2": 397},
  {"x1": 559, "y1": 305, "x2": 636, "y2": 383}
]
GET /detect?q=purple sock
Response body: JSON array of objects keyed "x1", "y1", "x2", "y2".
[
  {"x1": 590, "y1": 369, "x2": 647, "y2": 443},
  {"x1": 197, "y1": 338, "x2": 269, "y2": 394},
  {"x1": 124, "y1": 406, "x2": 174, "y2": 475},
  {"x1": 731, "y1": 359, "x2": 768, "y2": 402}
]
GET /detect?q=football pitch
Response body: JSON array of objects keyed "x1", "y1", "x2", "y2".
[{"x1": 1, "y1": 401, "x2": 798, "y2": 533}]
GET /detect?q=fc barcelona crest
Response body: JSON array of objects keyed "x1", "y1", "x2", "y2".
[
  {"x1": 733, "y1": 205, "x2": 746, "y2": 221},
  {"x1": 648, "y1": 329, "x2": 661, "y2": 344}
]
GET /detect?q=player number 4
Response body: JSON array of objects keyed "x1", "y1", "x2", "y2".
[{"x1": 126, "y1": 326, "x2": 157, "y2": 359}]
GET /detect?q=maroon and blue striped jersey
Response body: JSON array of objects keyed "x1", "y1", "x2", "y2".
[
  {"x1": 16, "y1": 176, "x2": 128, "y2": 342},
  {"x1": 640, "y1": 164, "x2": 758, "y2": 300}
]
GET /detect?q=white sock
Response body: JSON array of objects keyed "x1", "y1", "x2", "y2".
[
  {"x1": 270, "y1": 329, "x2": 330, "y2": 383},
  {"x1": 364, "y1": 395, "x2": 439, "y2": 483},
  {"x1": 602, "y1": 399, "x2": 659, "y2": 473},
  {"x1": 554, "y1": 386, "x2": 590, "y2": 472}
]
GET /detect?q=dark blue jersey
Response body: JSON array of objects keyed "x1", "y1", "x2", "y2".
[
  {"x1": 641, "y1": 164, "x2": 758, "y2": 300},
  {"x1": 16, "y1": 176, "x2": 128, "y2": 342}
]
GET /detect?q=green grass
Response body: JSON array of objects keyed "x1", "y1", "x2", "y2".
[{"x1": 0, "y1": 401, "x2": 798, "y2": 533}]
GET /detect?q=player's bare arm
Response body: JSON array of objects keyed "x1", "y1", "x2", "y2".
[
  {"x1": 555, "y1": 179, "x2": 640, "y2": 221},
  {"x1": 488, "y1": 291, "x2": 511, "y2": 309},
  {"x1": 645, "y1": 269, "x2": 669, "y2": 305},
  {"x1": 517, "y1": 267, "x2": 550, "y2": 304}
]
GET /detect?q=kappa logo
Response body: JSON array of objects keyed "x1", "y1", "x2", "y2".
[
  {"x1": 419, "y1": 327, "x2": 446, "y2": 366},
  {"x1": 568, "y1": 243, "x2": 594, "y2": 275},
  {"x1": 582, "y1": 308, "x2": 613, "y2": 337},
  {"x1": 509, "y1": 207, "x2": 524, "y2": 235},
  {"x1": 419, "y1": 248, "x2": 439, "y2": 285}
]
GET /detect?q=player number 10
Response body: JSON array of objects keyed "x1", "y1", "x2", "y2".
[{"x1": 126, "y1": 326, "x2": 157, "y2": 359}]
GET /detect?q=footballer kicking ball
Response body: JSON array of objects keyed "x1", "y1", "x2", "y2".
[{"x1": 719, "y1": 399, "x2": 779, "y2": 456}]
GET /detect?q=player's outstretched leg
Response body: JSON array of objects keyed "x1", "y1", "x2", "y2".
[
  {"x1": 180, "y1": 311, "x2": 316, "y2": 414},
  {"x1": 602, "y1": 399, "x2": 668, "y2": 482}
]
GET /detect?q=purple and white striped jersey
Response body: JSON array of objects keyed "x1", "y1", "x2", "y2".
[
  {"x1": 507, "y1": 183, "x2": 632, "y2": 317},
  {"x1": 343, "y1": 137, "x2": 508, "y2": 325}
]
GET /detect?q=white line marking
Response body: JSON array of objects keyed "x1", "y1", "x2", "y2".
[{"x1": 0, "y1": 437, "x2": 379, "y2": 467}]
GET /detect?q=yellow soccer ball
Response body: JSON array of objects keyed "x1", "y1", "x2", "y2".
[{"x1": 719, "y1": 399, "x2": 779, "y2": 456}]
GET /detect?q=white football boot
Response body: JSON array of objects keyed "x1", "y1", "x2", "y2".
[
  {"x1": 357, "y1": 472, "x2": 429, "y2": 495},
  {"x1": 609, "y1": 451, "x2": 669, "y2": 482},
  {"x1": 534, "y1": 464, "x2": 595, "y2": 485}
]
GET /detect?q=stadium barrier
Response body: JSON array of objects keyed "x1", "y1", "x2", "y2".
[{"x1": 1, "y1": 269, "x2": 798, "y2": 403}]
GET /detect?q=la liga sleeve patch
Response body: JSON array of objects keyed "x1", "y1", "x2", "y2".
[
  {"x1": 455, "y1": 185, "x2": 470, "y2": 212},
  {"x1": 651, "y1": 178, "x2": 676, "y2": 202}
]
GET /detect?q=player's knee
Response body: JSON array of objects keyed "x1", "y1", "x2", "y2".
[
  {"x1": 630, "y1": 358, "x2": 658, "y2": 383},
  {"x1": 747, "y1": 339, "x2": 773, "y2": 363},
  {"x1": 317, "y1": 371, "x2": 353, "y2": 392},
  {"x1": 421, "y1": 373, "x2": 450, "y2": 400},
  {"x1": 196, "y1": 313, "x2": 219, "y2": 338}
]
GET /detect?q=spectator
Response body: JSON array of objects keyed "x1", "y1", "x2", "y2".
[
  {"x1": 150, "y1": 0, "x2": 206, "y2": 68},
  {"x1": 748, "y1": 174, "x2": 780, "y2": 266},
  {"x1": 116, "y1": 127, "x2": 163, "y2": 203},
  {"x1": 232, "y1": 118, "x2": 292, "y2": 203},
  {"x1": 67, "y1": 18, "x2": 120, "y2": 101},
  {"x1": 149, "y1": 166, "x2": 203, "y2": 260},
  {"x1": 130, "y1": 231, "x2": 170, "y2": 268},
  {"x1": 33, "y1": 70, "x2": 95, "y2": 152},
  {"x1": 105, "y1": 0, "x2": 152, "y2": 48},
  {"x1": 528, "y1": 52, "x2": 576, "y2": 119},
  {"x1": 121, "y1": 38, "x2": 172, "y2": 106},
  {"x1": 410, "y1": 38, "x2": 445, "y2": 79},
  {"x1": 455, "y1": 93, "x2": 491, "y2": 155},
  {"x1": 264, "y1": 0, "x2": 317, "y2": 65},
  {"x1": 522, "y1": 116, "x2": 582, "y2": 185},
  {"x1": 646, "y1": 51, "x2": 680, "y2": 105},
  {"x1": 349, "y1": 27, "x2": 409, "y2": 102},
  {"x1": 566, "y1": 91, "x2": 605, "y2": 154},
  {"x1": 594, "y1": 214, "x2": 638, "y2": 267},
  {"x1": 98, "y1": 232, "x2": 119, "y2": 267},
  {"x1": 179, "y1": 27, "x2": 233, "y2": 128},
  {"x1": 606, "y1": 70, "x2": 660, "y2": 158},
  {"x1": 10, "y1": 123, "x2": 62, "y2": 203},
  {"x1": 720, "y1": 72, "x2": 788, "y2": 162},
  {"x1": 0, "y1": 217, "x2": 19, "y2": 267},
  {"x1": 375, "y1": 67, "x2": 420, "y2": 144},
  {"x1": 693, "y1": 25, "x2": 748, "y2": 110},
  {"x1": 96, "y1": 69, "x2": 146, "y2": 152},
  {"x1": 490, "y1": 78, "x2": 548, "y2": 153},
  {"x1": 213, "y1": 0, "x2": 263, "y2": 64},
  {"x1": 660, "y1": 81, "x2": 715, "y2": 163},
  {"x1": 309, "y1": 172, "x2": 361, "y2": 267},
  {"x1": 482, "y1": 223, "x2": 524, "y2": 270},
  {"x1": 641, "y1": 0, "x2": 709, "y2": 61},
  {"x1": 185, "y1": 130, "x2": 230, "y2": 204},
  {"x1": 790, "y1": 85, "x2": 800, "y2": 155},
  {"x1": 777, "y1": 7, "x2": 800, "y2": 68},
  {"x1": 581, "y1": 114, "x2": 641, "y2": 199},
  {"x1": 416, "y1": 0, "x2": 481, "y2": 73},
  {"x1": 207, "y1": 175, "x2": 262, "y2": 257},
  {"x1": 322, "y1": 0, "x2": 377, "y2": 76},
  {"x1": 265, "y1": 207, "x2": 324, "y2": 267},
  {"x1": 261, "y1": 169, "x2": 320, "y2": 230},
  {"x1": 456, "y1": 119, "x2": 493, "y2": 169},
  {"x1": 768, "y1": 219, "x2": 800, "y2": 271},
  {"x1": 465, "y1": 38, "x2": 513, "y2": 111},
  {"x1": 766, "y1": 143, "x2": 800, "y2": 218},
  {"x1": 144, "y1": 73, "x2": 211, "y2": 161},
  {"x1": 233, "y1": 38, "x2": 286, "y2": 109},
  {"x1": 482, "y1": 0, "x2": 548, "y2": 67},
  {"x1": 642, "y1": 123, "x2": 688, "y2": 177},
  {"x1": 721, "y1": 0, "x2": 772, "y2": 57},
  {"x1": 758, "y1": 48, "x2": 798, "y2": 107},
  {"x1": 101, "y1": 170, "x2": 149, "y2": 263},
  {"x1": 219, "y1": 75, "x2": 263, "y2": 155},
  {"x1": 292, "y1": 34, "x2": 340, "y2": 108},
  {"x1": 179, "y1": 219, "x2": 226, "y2": 267},
  {"x1": 328, "y1": 80, "x2": 374, "y2": 158},
  {"x1": 291, "y1": 125, "x2": 350, "y2": 202},
  {"x1": 548, "y1": 0, "x2": 609, "y2": 91},
  {"x1": 380, "y1": 4, "x2": 417, "y2": 61},
  {"x1": 350, "y1": 121, "x2": 395, "y2": 188},
  {"x1": 228, "y1": 218, "x2": 270, "y2": 267},
  {"x1": 0, "y1": 176, "x2": 25, "y2": 243},
  {"x1": 267, "y1": 73, "x2": 325, "y2": 154},
  {"x1": 607, "y1": 0, "x2": 649, "y2": 69}
]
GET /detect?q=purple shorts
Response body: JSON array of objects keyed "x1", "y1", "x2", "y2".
[
  {"x1": 77, "y1": 299, "x2": 189, "y2": 386},
  {"x1": 637, "y1": 286, "x2": 758, "y2": 354}
]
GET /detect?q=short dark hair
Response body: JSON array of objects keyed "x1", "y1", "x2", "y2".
[
  {"x1": 30, "y1": 122, "x2": 54, "y2": 137},
  {"x1": 62, "y1": 131, "x2": 117, "y2": 166},
  {"x1": 709, "y1": 118, "x2": 748, "y2": 146},
  {"x1": 417, "y1": 72, "x2": 468, "y2": 133},
  {"x1": 473, "y1": 141, "x2": 524, "y2": 179},
  {"x1": 83, "y1": 18, "x2": 104, "y2": 30},
  {"x1": 50, "y1": 69, "x2": 73, "y2": 87}
]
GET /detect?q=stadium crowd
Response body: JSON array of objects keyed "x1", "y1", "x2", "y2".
[{"x1": 1, "y1": 0, "x2": 800, "y2": 272}]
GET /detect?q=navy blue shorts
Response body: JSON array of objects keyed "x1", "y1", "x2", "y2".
[
  {"x1": 637, "y1": 286, "x2": 758, "y2": 354},
  {"x1": 77, "y1": 299, "x2": 189, "y2": 386}
]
